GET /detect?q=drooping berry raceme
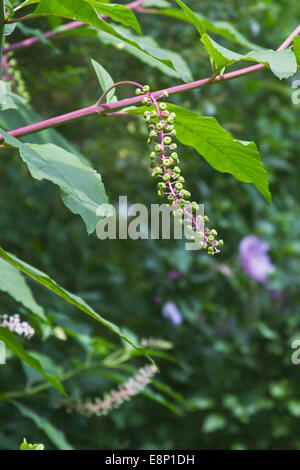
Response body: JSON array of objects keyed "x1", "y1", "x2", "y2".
[
  {"x1": 97, "y1": 81, "x2": 223, "y2": 254},
  {"x1": 137, "y1": 85, "x2": 223, "y2": 255},
  {"x1": 1, "y1": 42, "x2": 30, "y2": 101}
]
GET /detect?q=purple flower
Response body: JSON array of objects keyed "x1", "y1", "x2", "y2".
[
  {"x1": 239, "y1": 235, "x2": 275, "y2": 283},
  {"x1": 153, "y1": 295, "x2": 163, "y2": 305},
  {"x1": 168, "y1": 270, "x2": 181, "y2": 281},
  {"x1": 162, "y1": 302, "x2": 183, "y2": 326}
]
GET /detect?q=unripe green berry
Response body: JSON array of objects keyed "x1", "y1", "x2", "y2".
[
  {"x1": 156, "y1": 123, "x2": 163, "y2": 130},
  {"x1": 204, "y1": 215, "x2": 209, "y2": 223},
  {"x1": 155, "y1": 144, "x2": 162, "y2": 152},
  {"x1": 136, "y1": 88, "x2": 142, "y2": 96},
  {"x1": 173, "y1": 166, "x2": 181, "y2": 174},
  {"x1": 175, "y1": 182, "x2": 183, "y2": 190},
  {"x1": 157, "y1": 182, "x2": 165, "y2": 190},
  {"x1": 163, "y1": 174, "x2": 171, "y2": 182},
  {"x1": 171, "y1": 129, "x2": 177, "y2": 137},
  {"x1": 143, "y1": 85, "x2": 150, "y2": 93},
  {"x1": 150, "y1": 152, "x2": 156, "y2": 159},
  {"x1": 159, "y1": 102, "x2": 167, "y2": 110},
  {"x1": 150, "y1": 110, "x2": 157, "y2": 118},
  {"x1": 162, "y1": 90, "x2": 169, "y2": 98},
  {"x1": 210, "y1": 229, "x2": 217, "y2": 237},
  {"x1": 179, "y1": 176, "x2": 185, "y2": 183},
  {"x1": 163, "y1": 158, "x2": 172, "y2": 167},
  {"x1": 164, "y1": 136, "x2": 172, "y2": 145},
  {"x1": 167, "y1": 116, "x2": 174, "y2": 124},
  {"x1": 142, "y1": 97, "x2": 148, "y2": 105},
  {"x1": 170, "y1": 143, "x2": 177, "y2": 150},
  {"x1": 167, "y1": 195, "x2": 174, "y2": 202},
  {"x1": 149, "y1": 130, "x2": 156, "y2": 138},
  {"x1": 219, "y1": 239, "x2": 224, "y2": 246},
  {"x1": 171, "y1": 152, "x2": 178, "y2": 160}
]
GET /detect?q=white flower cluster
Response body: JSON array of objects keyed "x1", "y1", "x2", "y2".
[
  {"x1": 67, "y1": 364, "x2": 158, "y2": 417},
  {"x1": 0, "y1": 314, "x2": 35, "y2": 339}
]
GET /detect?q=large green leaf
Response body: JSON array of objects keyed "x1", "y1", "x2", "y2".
[
  {"x1": 0, "y1": 129, "x2": 108, "y2": 234},
  {"x1": 127, "y1": 104, "x2": 271, "y2": 203},
  {"x1": 175, "y1": 0, "x2": 205, "y2": 36},
  {"x1": 13, "y1": 402, "x2": 73, "y2": 450},
  {"x1": 32, "y1": 0, "x2": 188, "y2": 81},
  {"x1": 96, "y1": 25, "x2": 193, "y2": 81},
  {"x1": 0, "y1": 246, "x2": 147, "y2": 355},
  {"x1": 149, "y1": 7, "x2": 262, "y2": 50},
  {"x1": 294, "y1": 36, "x2": 300, "y2": 65},
  {"x1": 0, "y1": 258, "x2": 45, "y2": 320},
  {"x1": 86, "y1": 1, "x2": 142, "y2": 35},
  {"x1": 201, "y1": 33, "x2": 297, "y2": 79},
  {"x1": 0, "y1": 328, "x2": 66, "y2": 395},
  {"x1": 91, "y1": 58, "x2": 117, "y2": 103}
]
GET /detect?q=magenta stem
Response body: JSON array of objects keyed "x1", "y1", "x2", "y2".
[
  {"x1": 3, "y1": 0, "x2": 146, "y2": 53},
  {"x1": 0, "y1": 24, "x2": 299, "y2": 142}
]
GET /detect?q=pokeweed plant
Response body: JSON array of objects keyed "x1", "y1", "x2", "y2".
[{"x1": 0, "y1": 0, "x2": 299, "y2": 449}]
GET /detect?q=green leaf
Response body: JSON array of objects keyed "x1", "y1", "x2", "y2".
[
  {"x1": 202, "y1": 413, "x2": 227, "y2": 433},
  {"x1": 4, "y1": 23, "x2": 17, "y2": 36},
  {"x1": 14, "y1": 402, "x2": 73, "y2": 450},
  {"x1": 91, "y1": 58, "x2": 117, "y2": 103},
  {"x1": 201, "y1": 33, "x2": 297, "y2": 79},
  {"x1": 32, "y1": 0, "x2": 188, "y2": 81},
  {"x1": 0, "y1": 246, "x2": 148, "y2": 356},
  {"x1": 144, "y1": 0, "x2": 170, "y2": 6},
  {"x1": 175, "y1": 0, "x2": 205, "y2": 36},
  {"x1": 0, "y1": 258, "x2": 45, "y2": 320},
  {"x1": 294, "y1": 36, "x2": 300, "y2": 65},
  {"x1": 151, "y1": 8, "x2": 262, "y2": 50},
  {"x1": 86, "y1": 1, "x2": 142, "y2": 35},
  {"x1": 20, "y1": 438, "x2": 44, "y2": 450},
  {"x1": 0, "y1": 130, "x2": 108, "y2": 234},
  {"x1": 0, "y1": 328, "x2": 66, "y2": 395},
  {"x1": 127, "y1": 104, "x2": 272, "y2": 203},
  {"x1": 0, "y1": 81, "x2": 27, "y2": 111},
  {"x1": 96, "y1": 25, "x2": 193, "y2": 82}
]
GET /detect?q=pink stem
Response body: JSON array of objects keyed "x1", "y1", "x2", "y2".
[
  {"x1": 0, "y1": 24, "x2": 299, "y2": 142},
  {"x1": 3, "y1": 0, "x2": 146, "y2": 53}
]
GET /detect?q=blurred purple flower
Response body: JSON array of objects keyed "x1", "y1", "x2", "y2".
[
  {"x1": 153, "y1": 295, "x2": 163, "y2": 305},
  {"x1": 162, "y1": 302, "x2": 183, "y2": 326},
  {"x1": 239, "y1": 235, "x2": 275, "y2": 283},
  {"x1": 168, "y1": 270, "x2": 181, "y2": 281}
]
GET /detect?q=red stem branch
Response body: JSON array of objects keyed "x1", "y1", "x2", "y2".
[
  {"x1": 0, "y1": 24, "x2": 299, "y2": 142},
  {"x1": 3, "y1": 0, "x2": 146, "y2": 53}
]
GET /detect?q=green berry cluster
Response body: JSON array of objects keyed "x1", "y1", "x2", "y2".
[
  {"x1": 2, "y1": 43, "x2": 30, "y2": 101},
  {"x1": 137, "y1": 84, "x2": 223, "y2": 255}
]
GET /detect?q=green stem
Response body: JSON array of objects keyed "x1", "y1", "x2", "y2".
[{"x1": 1, "y1": 361, "x2": 103, "y2": 400}]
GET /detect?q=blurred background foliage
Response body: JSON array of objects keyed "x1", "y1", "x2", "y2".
[{"x1": 0, "y1": 0, "x2": 300, "y2": 450}]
